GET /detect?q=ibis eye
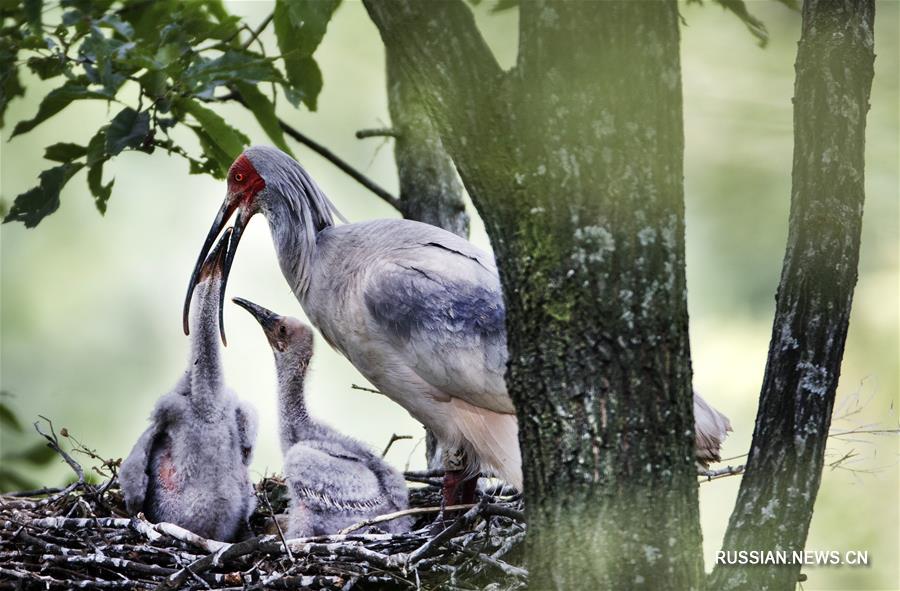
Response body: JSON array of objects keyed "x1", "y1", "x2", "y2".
[
  {"x1": 234, "y1": 173, "x2": 245, "y2": 182},
  {"x1": 279, "y1": 326, "x2": 287, "y2": 336}
]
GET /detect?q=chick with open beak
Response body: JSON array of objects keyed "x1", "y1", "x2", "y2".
[
  {"x1": 119, "y1": 231, "x2": 258, "y2": 542},
  {"x1": 233, "y1": 297, "x2": 411, "y2": 537}
]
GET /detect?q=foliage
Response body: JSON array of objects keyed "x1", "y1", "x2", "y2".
[
  {"x1": 0, "y1": 392, "x2": 58, "y2": 492},
  {"x1": 686, "y1": 0, "x2": 800, "y2": 47},
  {"x1": 0, "y1": 0, "x2": 339, "y2": 227}
]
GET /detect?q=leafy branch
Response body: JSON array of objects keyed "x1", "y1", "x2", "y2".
[{"x1": 1, "y1": 0, "x2": 397, "y2": 228}]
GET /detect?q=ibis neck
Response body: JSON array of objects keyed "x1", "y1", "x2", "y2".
[
  {"x1": 266, "y1": 197, "x2": 322, "y2": 302},
  {"x1": 187, "y1": 280, "x2": 224, "y2": 415},
  {"x1": 275, "y1": 358, "x2": 312, "y2": 454}
]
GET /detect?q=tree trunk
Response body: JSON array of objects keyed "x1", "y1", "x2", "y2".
[
  {"x1": 710, "y1": 2, "x2": 875, "y2": 590},
  {"x1": 386, "y1": 46, "x2": 469, "y2": 238},
  {"x1": 365, "y1": 2, "x2": 704, "y2": 588}
]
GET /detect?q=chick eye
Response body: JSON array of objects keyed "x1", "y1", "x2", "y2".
[
  {"x1": 279, "y1": 326, "x2": 287, "y2": 336},
  {"x1": 234, "y1": 172, "x2": 245, "y2": 182}
]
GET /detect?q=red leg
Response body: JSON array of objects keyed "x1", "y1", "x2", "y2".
[
  {"x1": 442, "y1": 469, "x2": 477, "y2": 506},
  {"x1": 442, "y1": 469, "x2": 465, "y2": 507},
  {"x1": 458, "y1": 476, "x2": 477, "y2": 505}
]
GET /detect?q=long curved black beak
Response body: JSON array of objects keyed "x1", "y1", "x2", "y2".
[
  {"x1": 232, "y1": 297, "x2": 281, "y2": 333},
  {"x1": 183, "y1": 196, "x2": 254, "y2": 345},
  {"x1": 198, "y1": 227, "x2": 232, "y2": 282}
]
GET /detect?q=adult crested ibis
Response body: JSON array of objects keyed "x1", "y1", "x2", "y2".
[
  {"x1": 121, "y1": 230, "x2": 258, "y2": 542},
  {"x1": 183, "y1": 146, "x2": 731, "y2": 502},
  {"x1": 233, "y1": 297, "x2": 411, "y2": 536}
]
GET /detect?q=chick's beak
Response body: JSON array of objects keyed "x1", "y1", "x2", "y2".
[
  {"x1": 183, "y1": 193, "x2": 256, "y2": 345},
  {"x1": 198, "y1": 227, "x2": 232, "y2": 282},
  {"x1": 232, "y1": 297, "x2": 281, "y2": 339}
]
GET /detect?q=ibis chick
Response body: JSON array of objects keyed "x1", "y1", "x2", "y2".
[
  {"x1": 233, "y1": 297, "x2": 411, "y2": 537},
  {"x1": 120, "y1": 230, "x2": 258, "y2": 542}
]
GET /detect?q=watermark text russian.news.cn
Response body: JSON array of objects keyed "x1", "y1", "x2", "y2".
[{"x1": 716, "y1": 550, "x2": 870, "y2": 567}]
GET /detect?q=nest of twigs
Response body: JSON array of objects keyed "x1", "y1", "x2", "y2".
[{"x1": 0, "y1": 421, "x2": 527, "y2": 590}]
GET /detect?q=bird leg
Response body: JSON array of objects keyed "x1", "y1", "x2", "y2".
[
  {"x1": 441, "y1": 469, "x2": 475, "y2": 507},
  {"x1": 432, "y1": 449, "x2": 479, "y2": 532},
  {"x1": 440, "y1": 447, "x2": 471, "y2": 506}
]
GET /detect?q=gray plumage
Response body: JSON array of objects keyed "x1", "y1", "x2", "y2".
[
  {"x1": 233, "y1": 297, "x2": 411, "y2": 537},
  {"x1": 120, "y1": 232, "x2": 257, "y2": 542}
]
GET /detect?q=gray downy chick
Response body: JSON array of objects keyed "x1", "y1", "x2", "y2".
[
  {"x1": 119, "y1": 230, "x2": 258, "y2": 542},
  {"x1": 233, "y1": 297, "x2": 412, "y2": 537}
]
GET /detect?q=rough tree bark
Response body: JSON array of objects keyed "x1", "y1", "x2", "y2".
[
  {"x1": 365, "y1": 2, "x2": 704, "y2": 588},
  {"x1": 386, "y1": 46, "x2": 469, "y2": 238},
  {"x1": 710, "y1": 2, "x2": 875, "y2": 590}
]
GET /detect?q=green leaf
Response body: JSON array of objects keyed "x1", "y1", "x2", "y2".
[
  {"x1": 79, "y1": 27, "x2": 131, "y2": 95},
  {"x1": 7, "y1": 441, "x2": 57, "y2": 465},
  {"x1": 183, "y1": 50, "x2": 282, "y2": 95},
  {"x1": 713, "y1": 0, "x2": 769, "y2": 47},
  {"x1": 87, "y1": 126, "x2": 108, "y2": 166},
  {"x1": 23, "y1": 0, "x2": 42, "y2": 31},
  {"x1": 233, "y1": 81, "x2": 293, "y2": 156},
  {"x1": 276, "y1": 0, "x2": 340, "y2": 57},
  {"x1": 0, "y1": 401, "x2": 23, "y2": 433},
  {"x1": 180, "y1": 99, "x2": 249, "y2": 161},
  {"x1": 26, "y1": 55, "x2": 68, "y2": 80},
  {"x1": 273, "y1": 0, "x2": 338, "y2": 110},
  {"x1": 138, "y1": 68, "x2": 167, "y2": 99},
  {"x1": 0, "y1": 467, "x2": 37, "y2": 493},
  {"x1": 44, "y1": 142, "x2": 87, "y2": 163},
  {"x1": 4, "y1": 162, "x2": 85, "y2": 228},
  {"x1": 281, "y1": 55, "x2": 322, "y2": 111},
  {"x1": 0, "y1": 39, "x2": 26, "y2": 127},
  {"x1": 106, "y1": 107, "x2": 150, "y2": 155},
  {"x1": 88, "y1": 159, "x2": 113, "y2": 214},
  {"x1": 189, "y1": 126, "x2": 231, "y2": 178},
  {"x1": 11, "y1": 80, "x2": 108, "y2": 137},
  {"x1": 97, "y1": 13, "x2": 134, "y2": 39}
]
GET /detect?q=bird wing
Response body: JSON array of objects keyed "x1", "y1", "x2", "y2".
[
  {"x1": 361, "y1": 238, "x2": 513, "y2": 415},
  {"x1": 118, "y1": 422, "x2": 161, "y2": 514},
  {"x1": 283, "y1": 442, "x2": 387, "y2": 509},
  {"x1": 118, "y1": 386, "x2": 188, "y2": 514},
  {"x1": 233, "y1": 398, "x2": 258, "y2": 466}
]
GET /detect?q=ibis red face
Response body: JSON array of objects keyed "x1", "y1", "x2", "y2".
[{"x1": 183, "y1": 154, "x2": 266, "y2": 345}]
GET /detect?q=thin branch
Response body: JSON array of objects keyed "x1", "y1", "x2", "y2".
[
  {"x1": 259, "y1": 480, "x2": 293, "y2": 563},
  {"x1": 242, "y1": 12, "x2": 274, "y2": 50},
  {"x1": 351, "y1": 383, "x2": 383, "y2": 395},
  {"x1": 32, "y1": 417, "x2": 85, "y2": 507},
  {"x1": 338, "y1": 504, "x2": 476, "y2": 535},
  {"x1": 699, "y1": 464, "x2": 745, "y2": 482},
  {"x1": 406, "y1": 501, "x2": 486, "y2": 566},
  {"x1": 356, "y1": 127, "x2": 401, "y2": 139},
  {"x1": 381, "y1": 433, "x2": 413, "y2": 457},
  {"x1": 278, "y1": 121, "x2": 402, "y2": 211}
]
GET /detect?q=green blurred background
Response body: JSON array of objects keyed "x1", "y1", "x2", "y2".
[{"x1": 1, "y1": 2, "x2": 897, "y2": 589}]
